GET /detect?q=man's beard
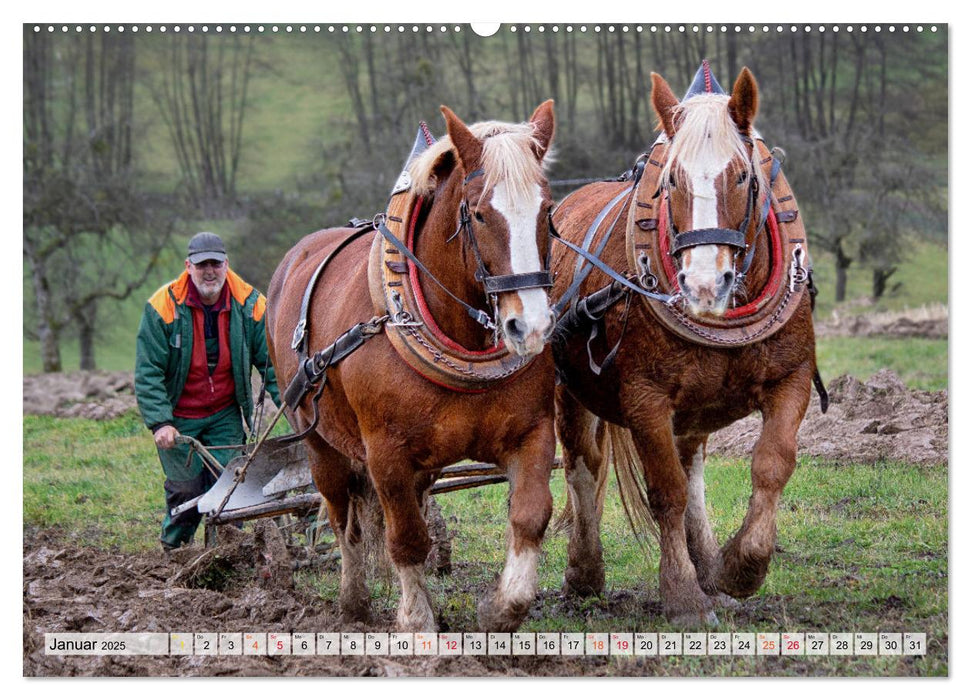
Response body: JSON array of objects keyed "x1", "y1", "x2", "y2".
[{"x1": 198, "y1": 279, "x2": 224, "y2": 300}]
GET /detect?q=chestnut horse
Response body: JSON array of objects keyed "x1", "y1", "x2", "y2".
[
  {"x1": 551, "y1": 65, "x2": 820, "y2": 624},
  {"x1": 267, "y1": 103, "x2": 557, "y2": 632}
]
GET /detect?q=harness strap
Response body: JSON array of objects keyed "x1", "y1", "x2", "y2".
[
  {"x1": 554, "y1": 281, "x2": 629, "y2": 341},
  {"x1": 738, "y1": 151, "x2": 783, "y2": 279},
  {"x1": 552, "y1": 281, "x2": 631, "y2": 379},
  {"x1": 551, "y1": 224, "x2": 673, "y2": 305},
  {"x1": 553, "y1": 158, "x2": 647, "y2": 316},
  {"x1": 672, "y1": 227, "x2": 746, "y2": 254},
  {"x1": 572, "y1": 185, "x2": 635, "y2": 278},
  {"x1": 483, "y1": 271, "x2": 553, "y2": 294},
  {"x1": 280, "y1": 315, "x2": 388, "y2": 443},
  {"x1": 586, "y1": 289, "x2": 633, "y2": 375},
  {"x1": 292, "y1": 222, "x2": 376, "y2": 354},
  {"x1": 283, "y1": 317, "x2": 386, "y2": 410},
  {"x1": 813, "y1": 369, "x2": 829, "y2": 415},
  {"x1": 377, "y1": 216, "x2": 496, "y2": 331},
  {"x1": 283, "y1": 221, "x2": 388, "y2": 444}
]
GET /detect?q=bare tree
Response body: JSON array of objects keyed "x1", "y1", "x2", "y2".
[
  {"x1": 149, "y1": 33, "x2": 255, "y2": 215},
  {"x1": 24, "y1": 28, "x2": 173, "y2": 371},
  {"x1": 774, "y1": 30, "x2": 946, "y2": 302}
]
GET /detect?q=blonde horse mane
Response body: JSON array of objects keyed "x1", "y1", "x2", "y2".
[
  {"x1": 407, "y1": 120, "x2": 550, "y2": 206},
  {"x1": 661, "y1": 93, "x2": 768, "y2": 196}
]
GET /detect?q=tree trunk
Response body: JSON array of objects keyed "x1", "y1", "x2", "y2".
[
  {"x1": 872, "y1": 266, "x2": 897, "y2": 301},
  {"x1": 25, "y1": 240, "x2": 63, "y2": 373},
  {"x1": 75, "y1": 304, "x2": 98, "y2": 371},
  {"x1": 835, "y1": 240, "x2": 852, "y2": 303},
  {"x1": 78, "y1": 322, "x2": 96, "y2": 370}
]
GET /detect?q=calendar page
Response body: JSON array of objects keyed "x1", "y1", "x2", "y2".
[{"x1": 21, "y1": 9, "x2": 950, "y2": 681}]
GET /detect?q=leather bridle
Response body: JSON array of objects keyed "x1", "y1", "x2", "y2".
[
  {"x1": 456, "y1": 168, "x2": 554, "y2": 292},
  {"x1": 379, "y1": 166, "x2": 554, "y2": 335},
  {"x1": 450, "y1": 167, "x2": 554, "y2": 326},
  {"x1": 662, "y1": 137, "x2": 759, "y2": 263}
]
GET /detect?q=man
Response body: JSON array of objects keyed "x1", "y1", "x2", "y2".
[{"x1": 135, "y1": 232, "x2": 280, "y2": 550}]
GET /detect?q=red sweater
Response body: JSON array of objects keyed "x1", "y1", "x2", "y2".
[{"x1": 173, "y1": 282, "x2": 237, "y2": 419}]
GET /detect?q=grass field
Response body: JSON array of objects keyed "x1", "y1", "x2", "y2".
[
  {"x1": 815, "y1": 336, "x2": 948, "y2": 391},
  {"x1": 810, "y1": 241, "x2": 949, "y2": 319}
]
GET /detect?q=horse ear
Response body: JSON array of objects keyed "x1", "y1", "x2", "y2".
[
  {"x1": 441, "y1": 105, "x2": 483, "y2": 175},
  {"x1": 728, "y1": 67, "x2": 759, "y2": 134},
  {"x1": 651, "y1": 72, "x2": 680, "y2": 138},
  {"x1": 528, "y1": 99, "x2": 555, "y2": 161}
]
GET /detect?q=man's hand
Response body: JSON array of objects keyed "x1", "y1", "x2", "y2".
[{"x1": 154, "y1": 425, "x2": 180, "y2": 450}]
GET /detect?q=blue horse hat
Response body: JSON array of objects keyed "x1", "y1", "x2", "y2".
[{"x1": 683, "y1": 59, "x2": 726, "y2": 101}]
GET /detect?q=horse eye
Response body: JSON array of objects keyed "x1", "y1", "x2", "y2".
[
  {"x1": 474, "y1": 211, "x2": 485, "y2": 223},
  {"x1": 668, "y1": 173, "x2": 677, "y2": 189},
  {"x1": 737, "y1": 171, "x2": 749, "y2": 185}
]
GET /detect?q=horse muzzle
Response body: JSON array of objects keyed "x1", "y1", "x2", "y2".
[
  {"x1": 678, "y1": 269, "x2": 736, "y2": 317},
  {"x1": 501, "y1": 306, "x2": 555, "y2": 358}
]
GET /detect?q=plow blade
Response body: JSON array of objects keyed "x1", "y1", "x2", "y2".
[{"x1": 196, "y1": 437, "x2": 309, "y2": 514}]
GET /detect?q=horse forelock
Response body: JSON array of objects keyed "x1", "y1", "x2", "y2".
[
  {"x1": 407, "y1": 121, "x2": 549, "y2": 207},
  {"x1": 660, "y1": 94, "x2": 767, "y2": 195}
]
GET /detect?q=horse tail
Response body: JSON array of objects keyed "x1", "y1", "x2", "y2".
[
  {"x1": 551, "y1": 419, "x2": 657, "y2": 549},
  {"x1": 605, "y1": 422, "x2": 659, "y2": 548}
]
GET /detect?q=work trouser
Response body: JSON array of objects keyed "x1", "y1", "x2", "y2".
[{"x1": 157, "y1": 404, "x2": 246, "y2": 548}]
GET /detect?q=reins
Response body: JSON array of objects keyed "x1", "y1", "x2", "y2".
[
  {"x1": 550, "y1": 156, "x2": 677, "y2": 318},
  {"x1": 377, "y1": 210, "x2": 497, "y2": 332}
]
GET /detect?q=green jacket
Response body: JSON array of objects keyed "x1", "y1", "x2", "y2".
[{"x1": 135, "y1": 268, "x2": 280, "y2": 433}]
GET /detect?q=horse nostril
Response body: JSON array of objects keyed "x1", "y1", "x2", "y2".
[
  {"x1": 722, "y1": 271, "x2": 735, "y2": 289},
  {"x1": 504, "y1": 317, "x2": 526, "y2": 342},
  {"x1": 677, "y1": 272, "x2": 687, "y2": 291}
]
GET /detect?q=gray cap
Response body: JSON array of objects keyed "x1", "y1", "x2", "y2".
[{"x1": 187, "y1": 232, "x2": 227, "y2": 264}]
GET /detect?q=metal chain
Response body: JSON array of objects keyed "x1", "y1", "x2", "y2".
[
  {"x1": 664, "y1": 285, "x2": 797, "y2": 346},
  {"x1": 398, "y1": 324, "x2": 530, "y2": 382}
]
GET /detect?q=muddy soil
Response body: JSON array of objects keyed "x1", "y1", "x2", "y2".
[
  {"x1": 29, "y1": 523, "x2": 922, "y2": 679},
  {"x1": 23, "y1": 370, "x2": 138, "y2": 420},
  {"x1": 814, "y1": 305, "x2": 948, "y2": 340},
  {"x1": 22, "y1": 525, "x2": 636, "y2": 678}
]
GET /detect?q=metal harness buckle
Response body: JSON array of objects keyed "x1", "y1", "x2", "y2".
[
  {"x1": 290, "y1": 319, "x2": 307, "y2": 351},
  {"x1": 387, "y1": 290, "x2": 424, "y2": 328},
  {"x1": 789, "y1": 244, "x2": 807, "y2": 292}
]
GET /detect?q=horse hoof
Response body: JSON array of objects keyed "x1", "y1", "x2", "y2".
[
  {"x1": 563, "y1": 566, "x2": 605, "y2": 598},
  {"x1": 709, "y1": 592, "x2": 742, "y2": 610},
  {"x1": 719, "y1": 542, "x2": 770, "y2": 598},
  {"x1": 477, "y1": 595, "x2": 528, "y2": 633},
  {"x1": 717, "y1": 576, "x2": 762, "y2": 600}
]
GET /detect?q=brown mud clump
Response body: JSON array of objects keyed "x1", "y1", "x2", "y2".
[{"x1": 707, "y1": 369, "x2": 947, "y2": 466}]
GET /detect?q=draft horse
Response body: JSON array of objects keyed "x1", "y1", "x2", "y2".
[
  {"x1": 267, "y1": 102, "x2": 558, "y2": 632},
  {"x1": 551, "y1": 64, "x2": 822, "y2": 624}
]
